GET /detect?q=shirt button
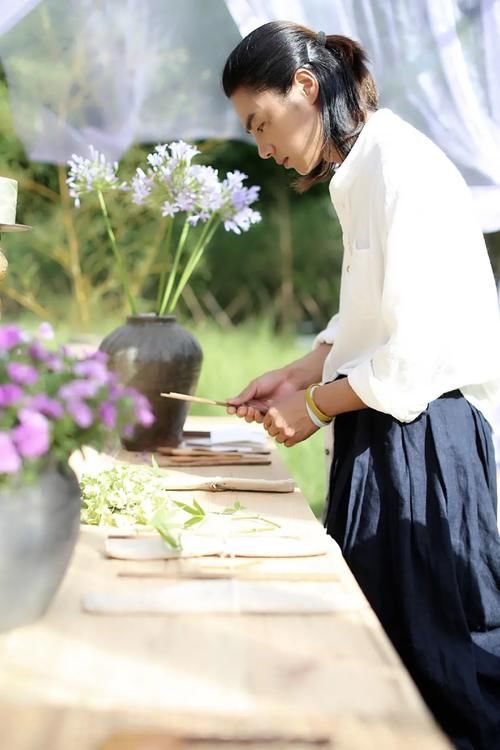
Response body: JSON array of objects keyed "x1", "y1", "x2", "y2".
[
  {"x1": 346, "y1": 264, "x2": 350, "y2": 273},
  {"x1": 325, "y1": 448, "x2": 331, "y2": 456}
]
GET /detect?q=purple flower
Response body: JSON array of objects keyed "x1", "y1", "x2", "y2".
[
  {"x1": 37, "y1": 322, "x2": 54, "y2": 340},
  {"x1": 87, "y1": 350, "x2": 109, "y2": 364},
  {"x1": 66, "y1": 400, "x2": 93, "y2": 428},
  {"x1": 12, "y1": 410, "x2": 51, "y2": 459},
  {"x1": 0, "y1": 432, "x2": 21, "y2": 473},
  {"x1": 59, "y1": 380, "x2": 100, "y2": 400},
  {"x1": 122, "y1": 423, "x2": 135, "y2": 438},
  {"x1": 219, "y1": 171, "x2": 261, "y2": 234},
  {"x1": 6, "y1": 362, "x2": 38, "y2": 386},
  {"x1": 133, "y1": 393, "x2": 155, "y2": 427},
  {"x1": 98, "y1": 401, "x2": 117, "y2": 429},
  {"x1": 46, "y1": 355, "x2": 64, "y2": 373},
  {"x1": 0, "y1": 384, "x2": 23, "y2": 407},
  {"x1": 0, "y1": 325, "x2": 24, "y2": 351},
  {"x1": 30, "y1": 394, "x2": 64, "y2": 420},
  {"x1": 28, "y1": 341, "x2": 50, "y2": 362},
  {"x1": 73, "y1": 359, "x2": 109, "y2": 384}
]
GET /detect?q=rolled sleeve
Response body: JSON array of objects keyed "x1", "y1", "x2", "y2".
[{"x1": 312, "y1": 313, "x2": 340, "y2": 350}]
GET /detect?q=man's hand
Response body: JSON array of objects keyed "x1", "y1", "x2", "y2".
[{"x1": 262, "y1": 390, "x2": 319, "y2": 447}]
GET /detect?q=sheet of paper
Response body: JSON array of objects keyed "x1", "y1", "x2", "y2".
[{"x1": 82, "y1": 580, "x2": 363, "y2": 615}]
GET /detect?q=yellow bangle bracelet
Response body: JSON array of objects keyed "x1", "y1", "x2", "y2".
[{"x1": 305, "y1": 384, "x2": 332, "y2": 424}]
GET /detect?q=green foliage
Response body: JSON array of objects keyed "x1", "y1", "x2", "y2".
[{"x1": 0, "y1": 68, "x2": 344, "y2": 332}]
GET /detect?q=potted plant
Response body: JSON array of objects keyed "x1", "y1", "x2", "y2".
[
  {"x1": 0, "y1": 321, "x2": 154, "y2": 632},
  {"x1": 66, "y1": 142, "x2": 262, "y2": 450}
]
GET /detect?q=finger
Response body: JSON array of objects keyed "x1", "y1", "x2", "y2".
[
  {"x1": 253, "y1": 410, "x2": 264, "y2": 423},
  {"x1": 266, "y1": 424, "x2": 280, "y2": 438},
  {"x1": 274, "y1": 433, "x2": 288, "y2": 444},
  {"x1": 284, "y1": 438, "x2": 295, "y2": 447},
  {"x1": 245, "y1": 407, "x2": 256, "y2": 423},
  {"x1": 226, "y1": 381, "x2": 257, "y2": 407},
  {"x1": 236, "y1": 405, "x2": 248, "y2": 417},
  {"x1": 226, "y1": 406, "x2": 236, "y2": 415}
]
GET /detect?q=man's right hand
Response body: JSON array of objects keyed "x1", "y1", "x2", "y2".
[{"x1": 225, "y1": 369, "x2": 299, "y2": 423}]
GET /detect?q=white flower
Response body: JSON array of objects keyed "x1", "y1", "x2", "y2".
[{"x1": 66, "y1": 146, "x2": 120, "y2": 207}]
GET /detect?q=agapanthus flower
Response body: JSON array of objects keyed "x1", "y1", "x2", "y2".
[
  {"x1": 219, "y1": 171, "x2": 262, "y2": 234},
  {"x1": 12, "y1": 409, "x2": 51, "y2": 458},
  {"x1": 66, "y1": 146, "x2": 121, "y2": 207}
]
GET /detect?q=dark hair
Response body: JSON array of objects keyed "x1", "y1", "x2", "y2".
[{"x1": 222, "y1": 21, "x2": 378, "y2": 192}]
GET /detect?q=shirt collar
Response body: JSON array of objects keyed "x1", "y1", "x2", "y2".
[{"x1": 329, "y1": 108, "x2": 391, "y2": 200}]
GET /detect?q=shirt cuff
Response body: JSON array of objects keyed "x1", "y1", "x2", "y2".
[{"x1": 312, "y1": 314, "x2": 340, "y2": 350}]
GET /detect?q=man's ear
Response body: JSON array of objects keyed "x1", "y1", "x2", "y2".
[{"x1": 293, "y1": 68, "x2": 320, "y2": 103}]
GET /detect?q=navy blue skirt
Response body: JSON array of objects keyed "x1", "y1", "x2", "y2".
[{"x1": 324, "y1": 386, "x2": 500, "y2": 750}]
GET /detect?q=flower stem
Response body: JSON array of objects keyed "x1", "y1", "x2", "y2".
[
  {"x1": 97, "y1": 191, "x2": 136, "y2": 314},
  {"x1": 157, "y1": 221, "x2": 191, "y2": 316},
  {"x1": 166, "y1": 217, "x2": 220, "y2": 314},
  {"x1": 155, "y1": 217, "x2": 174, "y2": 312}
]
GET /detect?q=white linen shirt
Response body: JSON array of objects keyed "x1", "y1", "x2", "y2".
[{"x1": 314, "y1": 108, "x2": 500, "y2": 427}]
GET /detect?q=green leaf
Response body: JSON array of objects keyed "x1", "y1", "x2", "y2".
[
  {"x1": 183, "y1": 516, "x2": 204, "y2": 528},
  {"x1": 173, "y1": 500, "x2": 201, "y2": 516},
  {"x1": 192, "y1": 499, "x2": 205, "y2": 516}
]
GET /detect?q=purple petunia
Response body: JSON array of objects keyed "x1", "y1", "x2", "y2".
[
  {"x1": 12, "y1": 409, "x2": 51, "y2": 459},
  {"x1": 98, "y1": 401, "x2": 117, "y2": 429},
  {"x1": 6, "y1": 362, "x2": 39, "y2": 386},
  {"x1": 30, "y1": 394, "x2": 65, "y2": 420},
  {"x1": 37, "y1": 322, "x2": 54, "y2": 341},
  {"x1": 28, "y1": 341, "x2": 51, "y2": 362},
  {"x1": 73, "y1": 359, "x2": 109, "y2": 384},
  {"x1": 0, "y1": 384, "x2": 23, "y2": 407},
  {"x1": 0, "y1": 325, "x2": 24, "y2": 351},
  {"x1": 0, "y1": 432, "x2": 21, "y2": 473},
  {"x1": 59, "y1": 379, "x2": 100, "y2": 400},
  {"x1": 66, "y1": 400, "x2": 93, "y2": 428}
]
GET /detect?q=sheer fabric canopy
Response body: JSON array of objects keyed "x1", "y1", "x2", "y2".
[{"x1": 1, "y1": 0, "x2": 499, "y2": 231}]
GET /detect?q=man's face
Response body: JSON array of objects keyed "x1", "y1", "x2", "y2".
[{"x1": 231, "y1": 70, "x2": 325, "y2": 175}]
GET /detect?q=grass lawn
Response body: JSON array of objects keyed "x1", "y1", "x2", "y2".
[{"x1": 186, "y1": 319, "x2": 327, "y2": 518}]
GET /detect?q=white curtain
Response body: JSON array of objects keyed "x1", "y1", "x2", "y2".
[
  {"x1": 1, "y1": 0, "x2": 500, "y2": 232},
  {"x1": 0, "y1": 0, "x2": 42, "y2": 36},
  {"x1": 0, "y1": 0, "x2": 245, "y2": 162},
  {"x1": 226, "y1": 0, "x2": 500, "y2": 233}
]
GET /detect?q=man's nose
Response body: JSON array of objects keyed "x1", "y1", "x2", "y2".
[{"x1": 257, "y1": 142, "x2": 274, "y2": 160}]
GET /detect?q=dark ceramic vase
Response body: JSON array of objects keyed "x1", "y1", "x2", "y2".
[
  {"x1": 0, "y1": 468, "x2": 81, "y2": 633},
  {"x1": 99, "y1": 314, "x2": 203, "y2": 450}
]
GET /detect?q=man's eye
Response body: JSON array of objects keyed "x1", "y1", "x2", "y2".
[{"x1": 257, "y1": 124, "x2": 264, "y2": 133}]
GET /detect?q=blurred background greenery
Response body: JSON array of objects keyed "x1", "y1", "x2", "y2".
[{"x1": 1, "y1": 62, "x2": 499, "y2": 518}]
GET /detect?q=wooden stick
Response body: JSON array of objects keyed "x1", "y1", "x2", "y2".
[{"x1": 161, "y1": 392, "x2": 228, "y2": 407}]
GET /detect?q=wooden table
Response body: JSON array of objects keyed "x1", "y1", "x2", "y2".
[{"x1": 0, "y1": 417, "x2": 451, "y2": 750}]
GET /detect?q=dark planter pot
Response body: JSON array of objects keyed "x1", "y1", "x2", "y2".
[
  {"x1": 99, "y1": 314, "x2": 203, "y2": 450},
  {"x1": 0, "y1": 468, "x2": 81, "y2": 633}
]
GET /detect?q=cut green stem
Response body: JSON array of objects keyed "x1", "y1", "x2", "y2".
[{"x1": 97, "y1": 190, "x2": 136, "y2": 314}]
